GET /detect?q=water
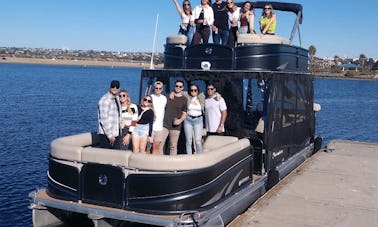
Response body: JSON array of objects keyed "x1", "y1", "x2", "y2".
[{"x1": 0, "y1": 63, "x2": 377, "y2": 226}]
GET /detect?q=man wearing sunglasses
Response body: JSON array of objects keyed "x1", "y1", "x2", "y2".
[
  {"x1": 161, "y1": 80, "x2": 188, "y2": 155},
  {"x1": 205, "y1": 83, "x2": 227, "y2": 135},
  {"x1": 97, "y1": 80, "x2": 121, "y2": 149},
  {"x1": 151, "y1": 81, "x2": 167, "y2": 155}
]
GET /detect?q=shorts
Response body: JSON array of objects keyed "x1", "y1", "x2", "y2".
[
  {"x1": 133, "y1": 124, "x2": 149, "y2": 137},
  {"x1": 151, "y1": 130, "x2": 164, "y2": 142}
]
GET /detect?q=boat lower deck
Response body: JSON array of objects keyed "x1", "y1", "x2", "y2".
[
  {"x1": 30, "y1": 174, "x2": 266, "y2": 226},
  {"x1": 230, "y1": 140, "x2": 378, "y2": 226}
]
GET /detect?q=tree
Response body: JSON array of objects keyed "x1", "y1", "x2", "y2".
[
  {"x1": 373, "y1": 60, "x2": 378, "y2": 71},
  {"x1": 308, "y1": 45, "x2": 316, "y2": 60},
  {"x1": 334, "y1": 55, "x2": 341, "y2": 65},
  {"x1": 359, "y1": 53, "x2": 367, "y2": 69}
]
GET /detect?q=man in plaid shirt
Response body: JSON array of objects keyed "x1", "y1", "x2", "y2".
[{"x1": 98, "y1": 80, "x2": 121, "y2": 149}]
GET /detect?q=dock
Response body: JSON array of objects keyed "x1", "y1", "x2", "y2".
[{"x1": 229, "y1": 140, "x2": 378, "y2": 227}]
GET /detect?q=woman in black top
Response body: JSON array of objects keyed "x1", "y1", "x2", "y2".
[{"x1": 132, "y1": 95, "x2": 154, "y2": 153}]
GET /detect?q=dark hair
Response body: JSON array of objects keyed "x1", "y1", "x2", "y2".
[
  {"x1": 175, "y1": 80, "x2": 184, "y2": 86},
  {"x1": 189, "y1": 84, "x2": 200, "y2": 96},
  {"x1": 207, "y1": 82, "x2": 217, "y2": 90},
  {"x1": 243, "y1": 1, "x2": 253, "y2": 10}
]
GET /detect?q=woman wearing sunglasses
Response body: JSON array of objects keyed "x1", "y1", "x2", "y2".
[
  {"x1": 183, "y1": 84, "x2": 205, "y2": 154},
  {"x1": 172, "y1": 0, "x2": 195, "y2": 45},
  {"x1": 119, "y1": 90, "x2": 138, "y2": 150},
  {"x1": 259, "y1": 3, "x2": 276, "y2": 35},
  {"x1": 132, "y1": 95, "x2": 155, "y2": 153}
]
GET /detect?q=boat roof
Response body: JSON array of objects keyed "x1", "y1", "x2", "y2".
[{"x1": 237, "y1": 1, "x2": 303, "y2": 24}]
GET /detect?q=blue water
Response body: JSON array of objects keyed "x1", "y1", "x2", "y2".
[{"x1": 0, "y1": 63, "x2": 377, "y2": 226}]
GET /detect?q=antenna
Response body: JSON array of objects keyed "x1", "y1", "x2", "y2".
[{"x1": 150, "y1": 13, "x2": 159, "y2": 69}]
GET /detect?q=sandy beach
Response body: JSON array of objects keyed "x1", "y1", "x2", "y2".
[{"x1": 0, "y1": 57, "x2": 162, "y2": 69}]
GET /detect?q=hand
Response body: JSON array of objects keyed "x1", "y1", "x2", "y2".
[
  {"x1": 169, "y1": 91, "x2": 175, "y2": 100},
  {"x1": 123, "y1": 134, "x2": 130, "y2": 145},
  {"x1": 216, "y1": 125, "x2": 223, "y2": 133},
  {"x1": 173, "y1": 119, "x2": 181, "y2": 126},
  {"x1": 108, "y1": 136, "x2": 116, "y2": 144}
]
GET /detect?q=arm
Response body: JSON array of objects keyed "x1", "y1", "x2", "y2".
[
  {"x1": 262, "y1": 14, "x2": 276, "y2": 34},
  {"x1": 248, "y1": 12, "x2": 255, "y2": 33},
  {"x1": 172, "y1": 0, "x2": 183, "y2": 16},
  {"x1": 217, "y1": 110, "x2": 227, "y2": 133},
  {"x1": 98, "y1": 98, "x2": 114, "y2": 138}
]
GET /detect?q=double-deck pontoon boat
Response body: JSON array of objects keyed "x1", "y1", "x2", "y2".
[{"x1": 29, "y1": 2, "x2": 322, "y2": 226}]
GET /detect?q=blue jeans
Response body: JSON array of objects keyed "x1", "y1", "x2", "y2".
[
  {"x1": 184, "y1": 116, "x2": 203, "y2": 154},
  {"x1": 179, "y1": 25, "x2": 195, "y2": 46},
  {"x1": 212, "y1": 29, "x2": 229, "y2": 46}
]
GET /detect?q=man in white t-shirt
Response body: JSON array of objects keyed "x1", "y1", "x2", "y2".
[
  {"x1": 151, "y1": 81, "x2": 167, "y2": 155},
  {"x1": 205, "y1": 83, "x2": 227, "y2": 135}
]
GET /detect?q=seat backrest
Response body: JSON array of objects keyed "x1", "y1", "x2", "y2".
[
  {"x1": 166, "y1": 35, "x2": 188, "y2": 45},
  {"x1": 237, "y1": 33, "x2": 291, "y2": 45},
  {"x1": 128, "y1": 138, "x2": 251, "y2": 172},
  {"x1": 50, "y1": 132, "x2": 95, "y2": 162}
]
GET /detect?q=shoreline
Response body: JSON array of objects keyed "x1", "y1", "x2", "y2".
[
  {"x1": 1, "y1": 57, "x2": 377, "y2": 80},
  {"x1": 0, "y1": 57, "x2": 163, "y2": 69}
]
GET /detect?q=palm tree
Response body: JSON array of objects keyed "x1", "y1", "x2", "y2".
[{"x1": 359, "y1": 53, "x2": 367, "y2": 70}]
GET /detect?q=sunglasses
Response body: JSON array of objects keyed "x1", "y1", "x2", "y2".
[
  {"x1": 264, "y1": 7, "x2": 272, "y2": 10},
  {"x1": 144, "y1": 98, "x2": 152, "y2": 103},
  {"x1": 227, "y1": 1, "x2": 233, "y2": 4},
  {"x1": 184, "y1": 3, "x2": 190, "y2": 6},
  {"x1": 175, "y1": 85, "x2": 183, "y2": 88},
  {"x1": 155, "y1": 87, "x2": 162, "y2": 90},
  {"x1": 111, "y1": 85, "x2": 120, "y2": 89},
  {"x1": 119, "y1": 94, "x2": 127, "y2": 97},
  {"x1": 190, "y1": 89, "x2": 198, "y2": 92},
  {"x1": 207, "y1": 87, "x2": 215, "y2": 90}
]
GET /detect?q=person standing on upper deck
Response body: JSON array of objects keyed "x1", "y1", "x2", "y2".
[
  {"x1": 161, "y1": 80, "x2": 188, "y2": 155},
  {"x1": 239, "y1": 1, "x2": 255, "y2": 34},
  {"x1": 227, "y1": 0, "x2": 241, "y2": 47},
  {"x1": 191, "y1": 0, "x2": 214, "y2": 45},
  {"x1": 98, "y1": 80, "x2": 121, "y2": 149},
  {"x1": 259, "y1": 3, "x2": 276, "y2": 35},
  {"x1": 151, "y1": 81, "x2": 167, "y2": 155},
  {"x1": 212, "y1": 0, "x2": 229, "y2": 45},
  {"x1": 205, "y1": 83, "x2": 227, "y2": 135},
  {"x1": 172, "y1": 0, "x2": 195, "y2": 45}
]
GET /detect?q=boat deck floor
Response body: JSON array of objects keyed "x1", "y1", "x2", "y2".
[{"x1": 229, "y1": 140, "x2": 378, "y2": 227}]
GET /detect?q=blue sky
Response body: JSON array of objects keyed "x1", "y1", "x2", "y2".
[{"x1": 1, "y1": 0, "x2": 377, "y2": 58}]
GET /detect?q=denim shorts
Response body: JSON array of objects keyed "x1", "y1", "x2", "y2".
[{"x1": 133, "y1": 124, "x2": 149, "y2": 137}]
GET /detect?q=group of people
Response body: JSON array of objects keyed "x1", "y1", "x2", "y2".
[
  {"x1": 97, "y1": 80, "x2": 227, "y2": 155},
  {"x1": 172, "y1": 0, "x2": 277, "y2": 46}
]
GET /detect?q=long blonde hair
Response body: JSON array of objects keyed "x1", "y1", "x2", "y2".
[{"x1": 119, "y1": 90, "x2": 133, "y2": 114}]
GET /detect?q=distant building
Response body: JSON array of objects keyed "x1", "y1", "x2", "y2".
[{"x1": 339, "y1": 63, "x2": 358, "y2": 72}]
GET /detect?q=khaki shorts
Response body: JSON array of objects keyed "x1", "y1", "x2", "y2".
[{"x1": 151, "y1": 130, "x2": 164, "y2": 142}]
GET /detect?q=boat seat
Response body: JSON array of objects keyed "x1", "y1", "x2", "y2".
[
  {"x1": 81, "y1": 147, "x2": 132, "y2": 167},
  {"x1": 203, "y1": 135, "x2": 239, "y2": 151},
  {"x1": 237, "y1": 33, "x2": 291, "y2": 45},
  {"x1": 50, "y1": 132, "x2": 97, "y2": 162},
  {"x1": 128, "y1": 138, "x2": 250, "y2": 172},
  {"x1": 166, "y1": 35, "x2": 187, "y2": 46}
]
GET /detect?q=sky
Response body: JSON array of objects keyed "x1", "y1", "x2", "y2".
[{"x1": 1, "y1": 0, "x2": 377, "y2": 59}]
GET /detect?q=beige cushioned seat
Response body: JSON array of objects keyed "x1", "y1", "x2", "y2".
[
  {"x1": 203, "y1": 135, "x2": 239, "y2": 151},
  {"x1": 81, "y1": 147, "x2": 132, "y2": 167},
  {"x1": 128, "y1": 138, "x2": 250, "y2": 171},
  {"x1": 50, "y1": 132, "x2": 95, "y2": 162},
  {"x1": 237, "y1": 33, "x2": 291, "y2": 45},
  {"x1": 166, "y1": 35, "x2": 187, "y2": 45}
]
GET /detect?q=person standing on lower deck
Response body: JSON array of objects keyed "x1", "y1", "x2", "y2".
[
  {"x1": 98, "y1": 80, "x2": 121, "y2": 149},
  {"x1": 151, "y1": 81, "x2": 167, "y2": 155},
  {"x1": 205, "y1": 83, "x2": 227, "y2": 135},
  {"x1": 161, "y1": 80, "x2": 188, "y2": 155}
]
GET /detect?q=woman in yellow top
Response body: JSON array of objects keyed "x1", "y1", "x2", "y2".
[{"x1": 259, "y1": 3, "x2": 276, "y2": 35}]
